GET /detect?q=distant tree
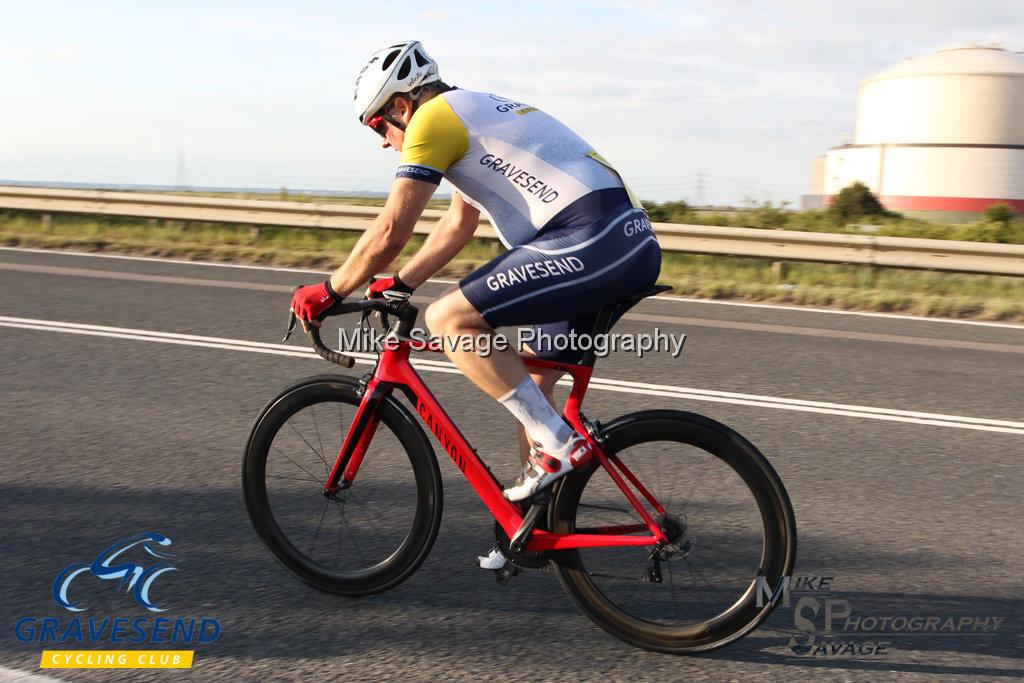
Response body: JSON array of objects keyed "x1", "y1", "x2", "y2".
[
  {"x1": 642, "y1": 199, "x2": 689, "y2": 223},
  {"x1": 828, "y1": 182, "x2": 888, "y2": 224},
  {"x1": 983, "y1": 202, "x2": 1015, "y2": 225},
  {"x1": 642, "y1": 200, "x2": 667, "y2": 222}
]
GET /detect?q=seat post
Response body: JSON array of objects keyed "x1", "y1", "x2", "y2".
[
  {"x1": 578, "y1": 305, "x2": 618, "y2": 368},
  {"x1": 576, "y1": 285, "x2": 673, "y2": 368}
]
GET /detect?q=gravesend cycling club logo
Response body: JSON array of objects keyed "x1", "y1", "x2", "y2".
[
  {"x1": 13, "y1": 532, "x2": 221, "y2": 670},
  {"x1": 53, "y1": 532, "x2": 177, "y2": 612}
]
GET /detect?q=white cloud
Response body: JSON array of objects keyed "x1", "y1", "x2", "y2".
[
  {"x1": 0, "y1": 47, "x2": 35, "y2": 62},
  {"x1": 0, "y1": 44, "x2": 80, "y2": 64},
  {"x1": 52, "y1": 45, "x2": 80, "y2": 62},
  {"x1": 418, "y1": 10, "x2": 450, "y2": 22},
  {"x1": 183, "y1": 13, "x2": 268, "y2": 34}
]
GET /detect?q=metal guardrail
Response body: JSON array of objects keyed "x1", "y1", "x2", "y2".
[{"x1": 2, "y1": 185, "x2": 1023, "y2": 276}]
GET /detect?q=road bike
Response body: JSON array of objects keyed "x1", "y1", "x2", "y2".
[{"x1": 242, "y1": 285, "x2": 797, "y2": 654}]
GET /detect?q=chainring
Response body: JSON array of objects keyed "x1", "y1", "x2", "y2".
[{"x1": 494, "y1": 520, "x2": 551, "y2": 569}]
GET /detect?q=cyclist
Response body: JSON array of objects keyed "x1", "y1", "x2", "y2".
[{"x1": 290, "y1": 41, "x2": 662, "y2": 566}]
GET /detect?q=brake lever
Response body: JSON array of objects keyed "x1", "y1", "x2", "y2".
[
  {"x1": 282, "y1": 309, "x2": 298, "y2": 342},
  {"x1": 365, "y1": 276, "x2": 393, "y2": 332}
]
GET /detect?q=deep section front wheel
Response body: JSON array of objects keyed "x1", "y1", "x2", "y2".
[
  {"x1": 243, "y1": 376, "x2": 443, "y2": 596},
  {"x1": 550, "y1": 410, "x2": 796, "y2": 654}
]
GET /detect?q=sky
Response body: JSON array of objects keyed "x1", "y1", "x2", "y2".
[{"x1": 2, "y1": 1, "x2": 1023, "y2": 205}]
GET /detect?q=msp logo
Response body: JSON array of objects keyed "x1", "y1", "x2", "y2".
[
  {"x1": 13, "y1": 532, "x2": 221, "y2": 670},
  {"x1": 53, "y1": 532, "x2": 177, "y2": 613},
  {"x1": 761, "y1": 573, "x2": 1009, "y2": 658}
]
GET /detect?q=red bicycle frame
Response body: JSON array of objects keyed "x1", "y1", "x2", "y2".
[{"x1": 323, "y1": 338, "x2": 669, "y2": 552}]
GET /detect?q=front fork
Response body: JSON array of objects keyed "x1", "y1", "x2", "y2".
[{"x1": 323, "y1": 373, "x2": 388, "y2": 497}]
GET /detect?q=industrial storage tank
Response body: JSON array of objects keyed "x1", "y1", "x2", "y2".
[{"x1": 808, "y1": 45, "x2": 1024, "y2": 220}]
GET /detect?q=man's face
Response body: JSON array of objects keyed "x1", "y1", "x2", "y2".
[
  {"x1": 380, "y1": 119, "x2": 404, "y2": 152},
  {"x1": 372, "y1": 96, "x2": 413, "y2": 153}
]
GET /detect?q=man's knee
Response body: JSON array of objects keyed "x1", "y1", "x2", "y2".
[
  {"x1": 425, "y1": 291, "x2": 489, "y2": 335},
  {"x1": 424, "y1": 300, "x2": 449, "y2": 335}
]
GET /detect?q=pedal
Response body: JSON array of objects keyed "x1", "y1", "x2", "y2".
[
  {"x1": 508, "y1": 490, "x2": 551, "y2": 554},
  {"x1": 495, "y1": 565, "x2": 519, "y2": 586}
]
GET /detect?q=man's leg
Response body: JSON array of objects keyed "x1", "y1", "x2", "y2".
[
  {"x1": 479, "y1": 364, "x2": 560, "y2": 571},
  {"x1": 424, "y1": 289, "x2": 527, "y2": 399},
  {"x1": 424, "y1": 290, "x2": 574, "y2": 457},
  {"x1": 516, "y1": 356, "x2": 564, "y2": 466}
]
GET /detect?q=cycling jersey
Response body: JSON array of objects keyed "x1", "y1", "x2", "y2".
[
  {"x1": 397, "y1": 87, "x2": 661, "y2": 357},
  {"x1": 397, "y1": 88, "x2": 642, "y2": 247}
]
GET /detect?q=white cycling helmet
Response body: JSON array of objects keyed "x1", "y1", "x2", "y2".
[{"x1": 353, "y1": 41, "x2": 440, "y2": 125}]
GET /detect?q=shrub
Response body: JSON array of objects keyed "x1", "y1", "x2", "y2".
[
  {"x1": 785, "y1": 210, "x2": 836, "y2": 232},
  {"x1": 828, "y1": 182, "x2": 890, "y2": 224},
  {"x1": 961, "y1": 219, "x2": 1023, "y2": 244},
  {"x1": 697, "y1": 212, "x2": 733, "y2": 227},
  {"x1": 983, "y1": 203, "x2": 1015, "y2": 225},
  {"x1": 642, "y1": 200, "x2": 690, "y2": 223},
  {"x1": 746, "y1": 202, "x2": 790, "y2": 229}
]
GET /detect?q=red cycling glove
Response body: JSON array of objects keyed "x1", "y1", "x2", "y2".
[
  {"x1": 368, "y1": 274, "x2": 414, "y2": 298},
  {"x1": 290, "y1": 280, "x2": 339, "y2": 323}
]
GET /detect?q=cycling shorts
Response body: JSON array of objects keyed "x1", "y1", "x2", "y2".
[{"x1": 459, "y1": 198, "x2": 662, "y2": 362}]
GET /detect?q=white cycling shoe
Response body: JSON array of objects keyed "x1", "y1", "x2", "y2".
[
  {"x1": 477, "y1": 547, "x2": 509, "y2": 570},
  {"x1": 502, "y1": 434, "x2": 592, "y2": 503}
]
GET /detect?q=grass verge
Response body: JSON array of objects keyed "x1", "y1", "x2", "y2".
[{"x1": 2, "y1": 210, "x2": 1022, "y2": 322}]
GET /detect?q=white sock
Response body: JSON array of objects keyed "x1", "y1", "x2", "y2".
[{"x1": 497, "y1": 376, "x2": 573, "y2": 453}]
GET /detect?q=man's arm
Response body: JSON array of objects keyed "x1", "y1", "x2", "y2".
[
  {"x1": 396, "y1": 192, "x2": 481, "y2": 288},
  {"x1": 326, "y1": 177, "x2": 437, "y2": 297}
]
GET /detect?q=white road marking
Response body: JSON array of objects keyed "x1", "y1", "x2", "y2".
[
  {"x1": 2, "y1": 246, "x2": 1020, "y2": 330},
  {"x1": 2, "y1": 315, "x2": 1021, "y2": 435}
]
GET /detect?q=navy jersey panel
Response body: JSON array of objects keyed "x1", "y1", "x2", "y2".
[{"x1": 459, "y1": 203, "x2": 662, "y2": 360}]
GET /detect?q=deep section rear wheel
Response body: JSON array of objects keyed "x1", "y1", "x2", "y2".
[
  {"x1": 550, "y1": 410, "x2": 796, "y2": 653},
  {"x1": 243, "y1": 376, "x2": 443, "y2": 596}
]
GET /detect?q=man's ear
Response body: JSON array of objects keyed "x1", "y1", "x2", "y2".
[{"x1": 396, "y1": 95, "x2": 414, "y2": 120}]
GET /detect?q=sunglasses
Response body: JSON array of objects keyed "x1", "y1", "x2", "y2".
[{"x1": 366, "y1": 114, "x2": 388, "y2": 138}]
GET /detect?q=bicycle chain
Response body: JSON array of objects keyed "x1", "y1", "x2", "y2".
[
  {"x1": 491, "y1": 502, "x2": 662, "y2": 579},
  {"x1": 493, "y1": 521, "x2": 553, "y2": 570}
]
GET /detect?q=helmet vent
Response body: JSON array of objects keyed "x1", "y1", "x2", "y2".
[
  {"x1": 413, "y1": 49, "x2": 428, "y2": 67},
  {"x1": 396, "y1": 56, "x2": 412, "y2": 80},
  {"x1": 382, "y1": 50, "x2": 401, "y2": 70}
]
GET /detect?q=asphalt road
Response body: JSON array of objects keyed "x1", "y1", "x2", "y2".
[{"x1": 1, "y1": 247, "x2": 1021, "y2": 682}]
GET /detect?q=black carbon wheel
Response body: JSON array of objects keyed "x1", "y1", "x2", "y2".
[
  {"x1": 549, "y1": 410, "x2": 797, "y2": 654},
  {"x1": 243, "y1": 376, "x2": 443, "y2": 596}
]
